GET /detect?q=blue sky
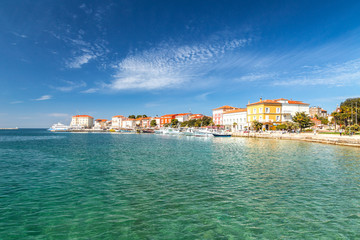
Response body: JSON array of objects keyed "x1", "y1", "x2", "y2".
[{"x1": 1, "y1": 0, "x2": 360, "y2": 127}]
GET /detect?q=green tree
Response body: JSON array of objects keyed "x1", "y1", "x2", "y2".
[
  {"x1": 319, "y1": 117, "x2": 329, "y2": 125},
  {"x1": 150, "y1": 120, "x2": 157, "y2": 127},
  {"x1": 339, "y1": 98, "x2": 360, "y2": 125},
  {"x1": 128, "y1": 115, "x2": 136, "y2": 119},
  {"x1": 276, "y1": 124, "x2": 287, "y2": 130},
  {"x1": 171, "y1": 119, "x2": 179, "y2": 127},
  {"x1": 252, "y1": 120, "x2": 263, "y2": 131},
  {"x1": 180, "y1": 121, "x2": 188, "y2": 127},
  {"x1": 292, "y1": 112, "x2": 313, "y2": 131}
]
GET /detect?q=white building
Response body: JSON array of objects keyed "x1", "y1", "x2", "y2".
[
  {"x1": 94, "y1": 119, "x2": 108, "y2": 130},
  {"x1": 122, "y1": 119, "x2": 135, "y2": 129},
  {"x1": 112, "y1": 115, "x2": 126, "y2": 129},
  {"x1": 70, "y1": 115, "x2": 94, "y2": 129},
  {"x1": 275, "y1": 98, "x2": 310, "y2": 121},
  {"x1": 152, "y1": 117, "x2": 161, "y2": 127},
  {"x1": 223, "y1": 108, "x2": 248, "y2": 131},
  {"x1": 212, "y1": 105, "x2": 239, "y2": 126},
  {"x1": 175, "y1": 113, "x2": 191, "y2": 122}
]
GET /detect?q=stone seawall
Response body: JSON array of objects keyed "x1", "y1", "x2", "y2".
[{"x1": 232, "y1": 132, "x2": 360, "y2": 148}]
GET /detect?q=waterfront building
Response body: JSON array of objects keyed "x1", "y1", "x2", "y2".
[
  {"x1": 275, "y1": 98, "x2": 310, "y2": 121},
  {"x1": 310, "y1": 106, "x2": 328, "y2": 118},
  {"x1": 175, "y1": 113, "x2": 191, "y2": 122},
  {"x1": 189, "y1": 114, "x2": 204, "y2": 120},
  {"x1": 122, "y1": 118, "x2": 135, "y2": 129},
  {"x1": 311, "y1": 118, "x2": 322, "y2": 128},
  {"x1": 94, "y1": 119, "x2": 108, "y2": 130},
  {"x1": 152, "y1": 117, "x2": 161, "y2": 127},
  {"x1": 247, "y1": 99, "x2": 282, "y2": 130},
  {"x1": 112, "y1": 115, "x2": 126, "y2": 129},
  {"x1": 223, "y1": 108, "x2": 248, "y2": 131},
  {"x1": 212, "y1": 105, "x2": 239, "y2": 126},
  {"x1": 70, "y1": 115, "x2": 94, "y2": 129},
  {"x1": 160, "y1": 114, "x2": 177, "y2": 126},
  {"x1": 141, "y1": 117, "x2": 152, "y2": 128}
]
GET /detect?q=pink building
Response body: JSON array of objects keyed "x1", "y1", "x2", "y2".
[{"x1": 212, "y1": 105, "x2": 238, "y2": 125}]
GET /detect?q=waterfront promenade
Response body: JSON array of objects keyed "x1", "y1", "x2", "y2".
[{"x1": 232, "y1": 132, "x2": 360, "y2": 148}]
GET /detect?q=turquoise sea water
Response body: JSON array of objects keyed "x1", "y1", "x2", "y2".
[{"x1": 1, "y1": 129, "x2": 360, "y2": 239}]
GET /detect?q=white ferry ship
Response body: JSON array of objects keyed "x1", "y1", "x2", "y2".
[{"x1": 48, "y1": 123, "x2": 71, "y2": 132}]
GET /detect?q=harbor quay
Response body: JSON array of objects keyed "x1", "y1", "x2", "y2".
[
  {"x1": 48, "y1": 97, "x2": 360, "y2": 145},
  {"x1": 232, "y1": 131, "x2": 360, "y2": 148}
]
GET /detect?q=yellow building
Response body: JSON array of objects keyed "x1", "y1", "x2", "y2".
[{"x1": 247, "y1": 98, "x2": 282, "y2": 130}]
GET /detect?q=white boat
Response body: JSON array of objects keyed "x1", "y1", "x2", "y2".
[
  {"x1": 193, "y1": 129, "x2": 214, "y2": 137},
  {"x1": 48, "y1": 122, "x2": 71, "y2": 131}
]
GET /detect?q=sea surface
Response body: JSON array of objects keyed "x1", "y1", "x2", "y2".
[{"x1": 1, "y1": 129, "x2": 360, "y2": 239}]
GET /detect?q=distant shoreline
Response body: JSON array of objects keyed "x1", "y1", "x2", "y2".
[{"x1": 232, "y1": 132, "x2": 360, "y2": 148}]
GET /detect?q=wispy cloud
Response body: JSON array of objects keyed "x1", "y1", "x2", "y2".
[
  {"x1": 12, "y1": 32, "x2": 27, "y2": 38},
  {"x1": 66, "y1": 54, "x2": 96, "y2": 69},
  {"x1": 34, "y1": 95, "x2": 52, "y2": 101},
  {"x1": 80, "y1": 88, "x2": 99, "y2": 93},
  {"x1": 47, "y1": 29, "x2": 109, "y2": 69},
  {"x1": 48, "y1": 113, "x2": 70, "y2": 117},
  {"x1": 52, "y1": 80, "x2": 87, "y2": 92},
  {"x1": 195, "y1": 92, "x2": 214, "y2": 101},
  {"x1": 108, "y1": 38, "x2": 250, "y2": 90},
  {"x1": 273, "y1": 58, "x2": 360, "y2": 86},
  {"x1": 235, "y1": 73, "x2": 276, "y2": 82},
  {"x1": 79, "y1": 3, "x2": 93, "y2": 15},
  {"x1": 145, "y1": 102, "x2": 161, "y2": 108},
  {"x1": 10, "y1": 101, "x2": 23, "y2": 104}
]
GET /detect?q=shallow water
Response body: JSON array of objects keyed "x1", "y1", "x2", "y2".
[{"x1": 1, "y1": 129, "x2": 360, "y2": 239}]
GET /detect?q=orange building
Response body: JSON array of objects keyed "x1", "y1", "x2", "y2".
[{"x1": 160, "y1": 114, "x2": 177, "y2": 127}]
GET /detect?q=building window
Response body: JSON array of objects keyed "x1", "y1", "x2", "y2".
[
  {"x1": 276, "y1": 115, "x2": 280, "y2": 121},
  {"x1": 266, "y1": 115, "x2": 269, "y2": 121},
  {"x1": 259, "y1": 108, "x2": 263, "y2": 113},
  {"x1": 253, "y1": 108, "x2": 256, "y2": 114},
  {"x1": 253, "y1": 116, "x2": 256, "y2": 120},
  {"x1": 248, "y1": 109, "x2": 251, "y2": 114},
  {"x1": 259, "y1": 116, "x2": 263, "y2": 121},
  {"x1": 276, "y1": 108, "x2": 280, "y2": 113},
  {"x1": 265, "y1": 107, "x2": 270, "y2": 113}
]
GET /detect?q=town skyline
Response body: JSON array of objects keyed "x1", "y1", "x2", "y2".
[{"x1": 1, "y1": 0, "x2": 360, "y2": 127}]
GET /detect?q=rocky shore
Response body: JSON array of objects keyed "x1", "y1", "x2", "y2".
[{"x1": 232, "y1": 132, "x2": 360, "y2": 148}]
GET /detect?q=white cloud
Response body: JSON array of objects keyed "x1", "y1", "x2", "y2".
[
  {"x1": 34, "y1": 95, "x2": 52, "y2": 101},
  {"x1": 48, "y1": 113, "x2": 70, "y2": 117},
  {"x1": 53, "y1": 80, "x2": 87, "y2": 92},
  {"x1": 109, "y1": 38, "x2": 250, "y2": 90},
  {"x1": 235, "y1": 73, "x2": 276, "y2": 82},
  {"x1": 12, "y1": 32, "x2": 27, "y2": 38},
  {"x1": 273, "y1": 58, "x2": 360, "y2": 86},
  {"x1": 80, "y1": 88, "x2": 98, "y2": 93},
  {"x1": 66, "y1": 54, "x2": 96, "y2": 69},
  {"x1": 10, "y1": 101, "x2": 23, "y2": 104},
  {"x1": 195, "y1": 92, "x2": 214, "y2": 101}
]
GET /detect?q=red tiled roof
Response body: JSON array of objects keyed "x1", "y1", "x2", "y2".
[
  {"x1": 112, "y1": 115, "x2": 124, "y2": 118},
  {"x1": 247, "y1": 100, "x2": 281, "y2": 106},
  {"x1": 191, "y1": 116, "x2": 203, "y2": 119},
  {"x1": 73, "y1": 115, "x2": 94, "y2": 118},
  {"x1": 161, "y1": 114, "x2": 177, "y2": 118},
  {"x1": 176, "y1": 113, "x2": 191, "y2": 116},
  {"x1": 223, "y1": 108, "x2": 247, "y2": 114},
  {"x1": 212, "y1": 105, "x2": 238, "y2": 110},
  {"x1": 273, "y1": 98, "x2": 289, "y2": 101},
  {"x1": 95, "y1": 119, "x2": 107, "y2": 122},
  {"x1": 288, "y1": 100, "x2": 309, "y2": 105}
]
